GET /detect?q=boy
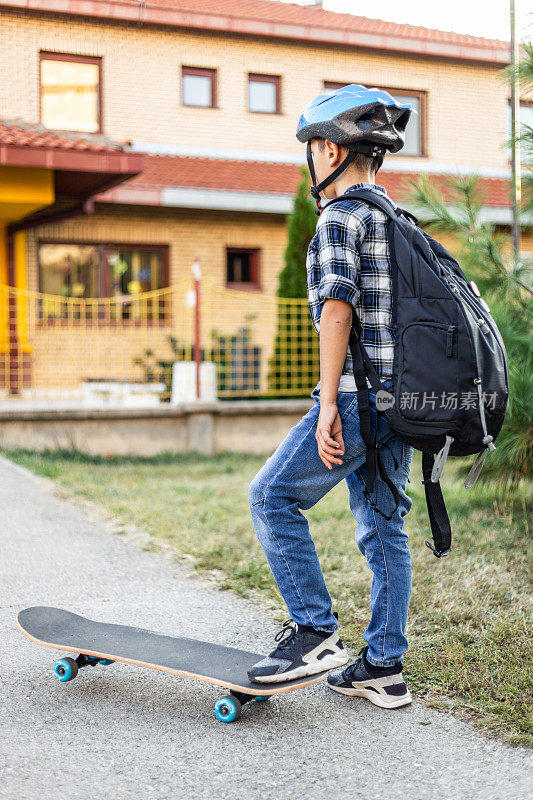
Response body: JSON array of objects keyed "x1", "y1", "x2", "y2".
[{"x1": 247, "y1": 85, "x2": 414, "y2": 709}]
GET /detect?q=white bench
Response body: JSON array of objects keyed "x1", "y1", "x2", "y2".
[{"x1": 82, "y1": 381, "x2": 166, "y2": 408}]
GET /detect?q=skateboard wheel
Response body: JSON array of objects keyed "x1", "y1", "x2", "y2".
[
  {"x1": 53, "y1": 657, "x2": 79, "y2": 682},
  {"x1": 214, "y1": 696, "x2": 241, "y2": 723},
  {"x1": 98, "y1": 659, "x2": 114, "y2": 666},
  {"x1": 254, "y1": 696, "x2": 271, "y2": 702}
]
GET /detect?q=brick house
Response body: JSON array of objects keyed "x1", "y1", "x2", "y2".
[{"x1": 0, "y1": 0, "x2": 528, "y2": 397}]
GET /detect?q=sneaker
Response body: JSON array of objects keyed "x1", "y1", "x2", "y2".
[
  {"x1": 327, "y1": 645, "x2": 412, "y2": 709},
  {"x1": 247, "y1": 615, "x2": 349, "y2": 684}
]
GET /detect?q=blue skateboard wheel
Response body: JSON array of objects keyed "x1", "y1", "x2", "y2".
[
  {"x1": 254, "y1": 696, "x2": 271, "y2": 702},
  {"x1": 53, "y1": 657, "x2": 78, "y2": 682},
  {"x1": 98, "y1": 659, "x2": 114, "y2": 665},
  {"x1": 214, "y1": 696, "x2": 242, "y2": 722}
]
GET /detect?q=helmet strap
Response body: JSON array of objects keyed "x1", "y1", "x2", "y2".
[{"x1": 306, "y1": 141, "x2": 386, "y2": 215}]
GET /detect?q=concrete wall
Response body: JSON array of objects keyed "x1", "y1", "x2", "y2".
[{"x1": 0, "y1": 400, "x2": 314, "y2": 456}]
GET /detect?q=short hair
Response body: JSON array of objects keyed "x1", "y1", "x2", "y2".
[{"x1": 312, "y1": 137, "x2": 381, "y2": 176}]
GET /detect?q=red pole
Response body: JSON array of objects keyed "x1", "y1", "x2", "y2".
[{"x1": 192, "y1": 260, "x2": 202, "y2": 400}]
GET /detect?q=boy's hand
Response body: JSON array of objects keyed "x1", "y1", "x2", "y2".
[{"x1": 315, "y1": 403, "x2": 345, "y2": 469}]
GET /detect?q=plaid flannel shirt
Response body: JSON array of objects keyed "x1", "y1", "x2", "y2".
[{"x1": 306, "y1": 182, "x2": 396, "y2": 382}]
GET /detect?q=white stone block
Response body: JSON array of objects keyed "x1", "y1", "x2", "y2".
[{"x1": 171, "y1": 361, "x2": 217, "y2": 403}]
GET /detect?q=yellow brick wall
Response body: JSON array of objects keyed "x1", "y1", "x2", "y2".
[
  {"x1": 23, "y1": 206, "x2": 289, "y2": 390},
  {"x1": 0, "y1": 8, "x2": 510, "y2": 169},
  {"x1": 26, "y1": 205, "x2": 288, "y2": 292}
]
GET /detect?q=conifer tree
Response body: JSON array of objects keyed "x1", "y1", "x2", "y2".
[
  {"x1": 267, "y1": 166, "x2": 320, "y2": 395},
  {"x1": 277, "y1": 165, "x2": 318, "y2": 298}
]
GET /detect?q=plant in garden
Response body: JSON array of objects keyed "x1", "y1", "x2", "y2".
[
  {"x1": 210, "y1": 319, "x2": 261, "y2": 395},
  {"x1": 133, "y1": 336, "x2": 182, "y2": 398},
  {"x1": 134, "y1": 327, "x2": 261, "y2": 398}
]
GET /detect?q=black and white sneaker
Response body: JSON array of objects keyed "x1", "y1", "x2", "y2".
[
  {"x1": 248, "y1": 616, "x2": 349, "y2": 684},
  {"x1": 327, "y1": 645, "x2": 412, "y2": 709}
]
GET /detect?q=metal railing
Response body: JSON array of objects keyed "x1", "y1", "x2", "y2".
[{"x1": 0, "y1": 279, "x2": 320, "y2": 402}]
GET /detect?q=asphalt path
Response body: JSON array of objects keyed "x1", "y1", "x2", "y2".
[{"x1": 1, "y1": 456, "x2": 531, "y2": 799}]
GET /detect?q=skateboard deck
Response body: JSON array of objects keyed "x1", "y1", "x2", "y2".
[{"x1": 17, "y1": 606, "x2": 329, "y2": 722}]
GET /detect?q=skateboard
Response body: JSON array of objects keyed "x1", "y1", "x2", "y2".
[{"x1": 16, "y1": 606, "x2": 329, "y2": 723}]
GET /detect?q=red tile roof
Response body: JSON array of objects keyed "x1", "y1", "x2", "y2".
[
  {"x1": 0, "y1": 117, "x2": 132, "y2": 153},
  {"x1": 0, "y1": 117, "x2": 144, "y2": 188},
  {"x1": 109, "y1": 153, "x2": 511, "y2": 208},
  {"x1": 6, "y1": 0, "x2": 510, "y2": 64},
  {"x1": 146, "y1": 0, "x2": 508, "y2": 51},
  {"x1": 129, "y1": 154, "x2": 299, "y2": 194}
]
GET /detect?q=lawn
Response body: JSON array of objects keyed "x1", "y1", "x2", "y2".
[{"x1": 3, "y1": 446, "x2": 531, "y2": 746}]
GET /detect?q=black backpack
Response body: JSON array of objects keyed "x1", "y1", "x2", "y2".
[{"x1": 325, "y1": 188, "x2": 509, "y2": 558}]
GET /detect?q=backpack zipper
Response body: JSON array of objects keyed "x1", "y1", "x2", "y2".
[
  {"x1": 409, "y1": 227, "x2": 422, "y2": 298},
  {"x1": 446, "y1": 279, "x2": 497, "y2": 339},
  {"x1": 446, "y1": 278, "x2": 507, "y2": 366},
  {"x1": 446, "y1": 278, "x2": 504, "y2": 462}
]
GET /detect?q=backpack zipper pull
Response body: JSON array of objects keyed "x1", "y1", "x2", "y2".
[
  {"x1": 431, "y1": 435, "x2": 454, "y2": 482},
  {"x1": 465, "y1": 379, "x2": 497, "y2": 489},
  {"x1": 473, "y1": 378, "x2": 497, "y2": 452},
  {"x1": 446, "y1": 325, "x2": 456, "y2": 357},
  {"x1": 464, "y1": 449, "x2": 489, "y2": 488}
]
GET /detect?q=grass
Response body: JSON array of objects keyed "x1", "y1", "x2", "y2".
[{"x1": 3, "y1": 446, "x2": 531, "y2": 746}]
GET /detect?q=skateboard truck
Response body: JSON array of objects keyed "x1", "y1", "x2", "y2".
[
  {"x1": 52, "y1": 653, "x2": 115, "y2": 682},
  {"x1": 214, "y1": 691, "x2": 271, "y2": 723}
]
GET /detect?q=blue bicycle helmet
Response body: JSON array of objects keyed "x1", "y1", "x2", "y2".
[{"x1": 296, "y1": 84, "x2": 414, "y2": 214}]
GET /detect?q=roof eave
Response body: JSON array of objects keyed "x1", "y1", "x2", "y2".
[
  {"x1": 94, "y1": 184, "x2": 524, "y2": 225},
  {"x1": 0, "y1": 142, "x2": 144, "y2": 176}
]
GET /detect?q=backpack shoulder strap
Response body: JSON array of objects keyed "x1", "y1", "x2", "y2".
[
  {"x1": 327, "y1": 188, "x2": 398, "y2": 218},
  {"x1": 328, "y1": 189, "x2": 419, "y2": 226}
]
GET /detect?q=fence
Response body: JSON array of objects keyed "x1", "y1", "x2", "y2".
[{"x1": 0, "y1": 278, "x2": 320, "y2": 401}]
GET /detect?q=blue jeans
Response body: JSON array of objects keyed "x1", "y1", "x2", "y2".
[{"x1": 248, "y1": 379, "x2": 413, "y2": 667}]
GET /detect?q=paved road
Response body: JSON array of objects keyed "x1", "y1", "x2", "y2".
[{"x1": 1, "y1": 456, "x2": 531, "y2": 799}]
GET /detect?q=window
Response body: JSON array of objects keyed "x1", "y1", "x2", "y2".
[
  {"x1": 506, "y1": 100, "x2": 533, "y2": 157},
  {"x1": 182, "y1": 67, "x2": 217, "y2": 108},
  {"x1": 322, "y1": 82, "x2": 425, "y2": 157},
  {"x1": 38, "y1": 243, "x2": 169, "y2": 321},
  {"x1": 104, "y1": 248, "x2": 165, "y2": 297},
  {"x1": 40, "y1": 52, "x2": 101, "y2": 132},
  {"x1": 324, "y1": 81, "x2": 346, "y2": 90},
  {"x1": 226, "y1": 249, "x2": 260, "y2": 288},
  {"x1": 390, "y1": 91, "x2": 423, "y2": 156},
  {"x1": 248, "y1": 74, "x2": 280, "y2": 114},
  {"x1": 39, "y1": 243, "x2": 99, "y2": 297}
]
